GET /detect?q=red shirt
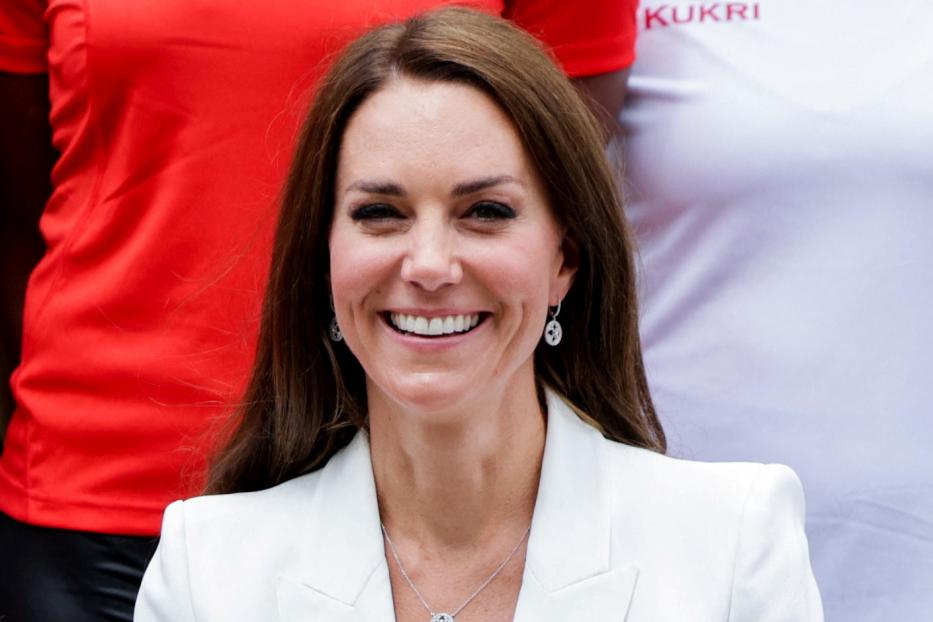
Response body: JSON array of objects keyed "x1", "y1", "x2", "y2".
[{"x1": 0, "y1": 0, "x2": 637, "y2": 535}]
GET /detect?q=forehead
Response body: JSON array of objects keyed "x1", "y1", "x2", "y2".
[{"x1": 337, "y1": 77, "x2": 537, "y2": 185}]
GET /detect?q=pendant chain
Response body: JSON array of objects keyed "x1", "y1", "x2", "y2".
[{"x1": 381, "y1": 522, "x2": 531, "y2": 621}]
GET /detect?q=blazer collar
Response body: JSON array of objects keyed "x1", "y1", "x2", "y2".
[
  {"x1": 276, "y1": 388, "x2": 638, "y2": 621},
  {"x1": 524, "y1": 389, "x2": 612, "y2": 589},
  {"x1": 512, "y1": 389, "x2": 639, "y2": 621},
  {"x1": 277, "y1": 431, "x2": 395, "y2": 620}
]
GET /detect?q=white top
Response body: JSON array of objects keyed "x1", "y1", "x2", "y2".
[
  {"x1": 134, "y1": 390, "x2": 822, "y2": 621},
  {"x1": 620, "y1": 2, "x2": 933, "y2": 620}
]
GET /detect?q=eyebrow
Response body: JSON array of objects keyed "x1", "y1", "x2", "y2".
[
  {"x1": 345, "y1": 175, "x2": 522, "y2": 197},
  {"x1": 346, "y1": 180, "x2": 405, "y2": 196},
  {"x1": 451, "y1": 175, "x2": 523, "y2": 196}
]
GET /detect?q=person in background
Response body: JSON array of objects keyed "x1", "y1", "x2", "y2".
[
  {"x1": 0, "y1": 1, "x2": 635, "y2": 620},
  {"x1": 135, "y1": 10, "x2": 821, "y2": 620},
  {"x1": 619, "y1": 2, "x2": 933, "y2": 620}
]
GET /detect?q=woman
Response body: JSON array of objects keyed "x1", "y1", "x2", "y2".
[{"x1": 135, "y1": 9, "x2": 822, "y2": 622}]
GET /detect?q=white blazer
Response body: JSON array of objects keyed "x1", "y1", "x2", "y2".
[{"x1": 135, "y1": 390, "x2": 823, "y2": 621}]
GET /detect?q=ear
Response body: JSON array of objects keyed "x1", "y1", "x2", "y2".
[{"x1": 550, "y1": 234, "x2": 580, "y2": 305}]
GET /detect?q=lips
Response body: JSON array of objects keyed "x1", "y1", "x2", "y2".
[{"x1": 387, "y1": 312, "x2": 482, "y2": 337}]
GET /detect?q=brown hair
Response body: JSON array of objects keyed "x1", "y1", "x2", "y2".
[{"x1": 207, "y1": 7, "x2": 664, "y2": 495}]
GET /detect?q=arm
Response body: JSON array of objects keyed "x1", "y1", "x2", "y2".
[
  {"x1": 572, "y1": 68, "x2": 630, "y2": 141},
  {"x1": 503, "y1": 0, "x2": 637, "y2": 143},
  {"x1": 135, "y1": 501, "x2": 198, "y2": 622},
  {"x1": 729, "y1": 464, "x2": 824, "y2": 621},
  {"x1": 0, "y1": 71, "x2": 53, "y2": 440}
]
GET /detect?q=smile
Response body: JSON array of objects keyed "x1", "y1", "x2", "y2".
[{"x1": 387, "y1": 312, "x2": 483, "y2": 337}]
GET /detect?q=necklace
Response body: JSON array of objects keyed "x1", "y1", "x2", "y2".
[{"x1": 381, "y1": 523, "x2": 531, "y2": 622}]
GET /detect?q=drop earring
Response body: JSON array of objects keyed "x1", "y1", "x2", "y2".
[
  {"x1": 543, "y1": 300, "x2": 562, "y2": 346},
  {"x1": 329, "y1": 317, "x2": 343, "y2": 342},
  {"x1": 328, "y1": 295, "x2": 343, "y2": 342}
]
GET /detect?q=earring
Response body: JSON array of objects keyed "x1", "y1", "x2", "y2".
[
  {"x1": 329, "y1": 316, "x2": 343, "y2": 342},
  {"x1": 328, "y1": 294, "x2": 343, "y2": 343},
  {"x1": 543, "y1": 300, "x2": 562, "y2": 346},
  {"x1": 327, "y1": 293, "x2": 343, "y2": 342}
]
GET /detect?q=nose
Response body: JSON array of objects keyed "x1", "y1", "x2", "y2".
[{"x1": 400, "y1": 217, "x2": 462, "y2": 291}]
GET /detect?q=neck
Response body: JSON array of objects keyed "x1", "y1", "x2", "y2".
[{"x1": 368, "y1": 372, "x2": 545, "y2": 551}]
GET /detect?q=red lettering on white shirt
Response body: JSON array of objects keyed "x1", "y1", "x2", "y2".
[
  {"x1": 645, "y1": 4, "x2": 670, "y2": 29},
  {"x1": 699, "y1": 3, "x2": 721, "y2": 21},
  {"x1": 672, "y1": 5, "x2": 695, "y2": 23},
  {"x1": 642, "y1": 2, "x2": 759, "y2": 29},
  {"x1": 726, "y1": 3, "x2": 747, "y2": 20}
]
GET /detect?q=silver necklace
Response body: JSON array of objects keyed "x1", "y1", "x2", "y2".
[{"x1": 381, "y1": 523, "x2": 531, "y2": 622}]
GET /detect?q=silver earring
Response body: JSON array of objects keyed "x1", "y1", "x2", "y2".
[
  {"x1": 329, "y1": 316, "x2": 343, "y2": 342},
  {"x1": 327, "y1": 293, "x2": 343, "y2": 342},
  {"x1": 544, "y1": 300, "x2": 562, "y2": 346}
]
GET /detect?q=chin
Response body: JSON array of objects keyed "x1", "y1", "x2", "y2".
[{"x1": 372, "y1": 372, "x2": 481, "y2": 417}]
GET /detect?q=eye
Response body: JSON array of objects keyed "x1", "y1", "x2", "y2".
[
  {"x1": 350, "y1": 203, "x2": 403, "y2": 221},
  {"x1": 463, "y1": 201, "x2": 516, "y2": 222}
]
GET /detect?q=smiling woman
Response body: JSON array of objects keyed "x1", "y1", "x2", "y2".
[
  {"x1": 134, "y1": 8, "x2": 822, "y2": 622},
  {"x1": 205, "y1": 6, "x2": 663, "y2": 493}
]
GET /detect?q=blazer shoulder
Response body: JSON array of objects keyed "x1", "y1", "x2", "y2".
[
  {"x1": 157, "y1": 470, "x2": 327, "y2": 583},
  {"x1": 596, "y1": 440, "x2": 822, "y2": 620},
  {"x1": 598, "y1": 438, "x2": 811, "y2": 541},
  {"x1": 138, "y1": 470, "x2": 329, "y2": 621},
  {"x1": 179, "y1": 468, "x2": 324, "y2": 527},
  {"x1": 603, "y1": 440, "x2": 799, "y2": 494}
]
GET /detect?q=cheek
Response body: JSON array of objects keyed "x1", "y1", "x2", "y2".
[
  {"x1": 472, "y1": 234, "x2": 560, "y2": 308},
  {"x1": 328, "y1": 228, "x2": 398, "y2": 310}
]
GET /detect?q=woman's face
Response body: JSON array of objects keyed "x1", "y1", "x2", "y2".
[{"x1": 329, "y1": 77, "x2": 575, "y2": 415}]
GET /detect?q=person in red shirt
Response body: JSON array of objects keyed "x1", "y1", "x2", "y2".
[{"x1": 0, "y1": 1, "x2": 636, "y2": 620}]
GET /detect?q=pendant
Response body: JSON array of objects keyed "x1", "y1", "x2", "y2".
[
  {"x1": 431, "y1": 614, "x2": 455, "y2": 622},
  {"x1": 329, "y1": 317, "x2": 344, "y2": 342},
  {"x1": 544, "y1": 319, "x2": 562, "y2": 346}
]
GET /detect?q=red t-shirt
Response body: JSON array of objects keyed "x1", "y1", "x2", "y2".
[{"x1": 0, "y1": 0, "x2": 637, "y2": 536}]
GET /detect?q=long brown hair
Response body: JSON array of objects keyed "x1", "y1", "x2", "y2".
[{"x1": 207, "y1": 7, "x2": 665, "y2": 495}]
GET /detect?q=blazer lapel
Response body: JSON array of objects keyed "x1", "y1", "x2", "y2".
[
  {"x1": 513, "y1": 564, "x2": 639, "y2": 621},
  {"x1": 512, "y1": 390, "x2": 639, "y2": 622},
  {"x1": 275, "y1": 432, "x2": 396, "y2": 622},
  {"x1": 275, "y1": 568, "x2": 395, "y2": 622},
  {"x1": 274, "y1": 390, "x2": 639, "y2": 622}
]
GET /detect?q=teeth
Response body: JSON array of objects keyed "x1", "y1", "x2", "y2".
[{"x1": 389, "y1": 313, "x2": 481, "y2": 337}]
